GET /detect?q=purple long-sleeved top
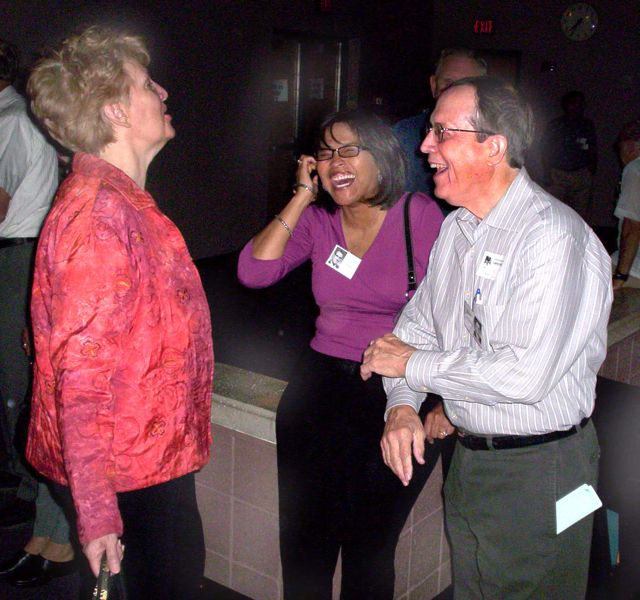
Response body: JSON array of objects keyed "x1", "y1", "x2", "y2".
[{"x1": 238, "y1": 193, "x2": 443, "y2": 362}]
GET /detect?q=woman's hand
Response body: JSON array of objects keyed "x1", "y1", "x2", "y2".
[
  {"x1": 424, "y1": 401, "x2": 455, "y2": 444},
  {"x1": 294, "y1": 154, "x2": 318, "y2": 202},
  {"x1": 250, "y1": 154, "x2": 318, "y2": 260},
  {"x1": 83, "y1": 532, "x2": 124, "y2": 577}
]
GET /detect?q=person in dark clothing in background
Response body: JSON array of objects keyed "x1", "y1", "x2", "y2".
[
  {"x1": 393, "y1": 48, "x2": 486, "y2": 206},
  {"x1": 543, "y1": 90, "x2": 597, "y2": 222},
  {"x1": 0, "y1": 37, "x2": 58, "y2": 526}
]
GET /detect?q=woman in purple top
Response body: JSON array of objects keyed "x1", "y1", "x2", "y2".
[{"x1": 238, "y1": 109, "x2": 444, "y2": 599}]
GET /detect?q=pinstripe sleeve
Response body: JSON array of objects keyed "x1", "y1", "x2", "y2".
[
  {"x1": 403, "y1": 228, "x2": 611, "y2": 406},
  {"x1": 383, "y1": 265, "x2": 439, "y2": 419}
]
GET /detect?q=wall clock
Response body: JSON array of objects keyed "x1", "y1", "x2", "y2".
[{"x1": 561, "y1": 3, "x2": 598, "y2": 41}]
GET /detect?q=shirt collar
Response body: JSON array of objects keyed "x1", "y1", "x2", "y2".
[
  {"x1": 0, "y1": 85, "x2": 22, "y2": 111},
  {"x1": 455, "y1": 168, "x2": 535, "y2": 234},
  {"x1": 72, "y1": 153, "x2": 157, "y2": 210}
]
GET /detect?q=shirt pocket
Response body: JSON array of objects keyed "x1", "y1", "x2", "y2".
[{"x1": 471, "y1": 303, "x2": 506, "y2": 352}]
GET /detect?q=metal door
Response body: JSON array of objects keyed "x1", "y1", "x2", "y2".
[{"x1": 267, "y1": 33, "x2": 349, "y2": 215}]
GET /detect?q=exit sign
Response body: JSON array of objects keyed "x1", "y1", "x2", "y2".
[{"x1": 474, "y1": 19, "x2": 494, "y2": 34}]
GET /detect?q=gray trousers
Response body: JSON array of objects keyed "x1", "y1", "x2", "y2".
[
  {"x1": 32, "y1": 482, "x2": 70, "y2": 544},
  {"x1": 445, "y1": 420, "x2": 599, "y2": 600},
  {"x1": 0, "y1": 241, "x2": 37, "y2": 499}
]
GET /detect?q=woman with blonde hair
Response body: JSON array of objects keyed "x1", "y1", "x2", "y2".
[{"x1": 26, "y1": 25, "x2": 213, "y2": 599}]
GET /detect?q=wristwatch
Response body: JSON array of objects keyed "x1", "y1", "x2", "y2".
[{"x1": 613, "y1": 270, "x2": 629, "y2": 282}]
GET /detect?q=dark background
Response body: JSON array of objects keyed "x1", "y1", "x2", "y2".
[{"x1": 2, "y1": 0, "x2": 639, "y2": 260}]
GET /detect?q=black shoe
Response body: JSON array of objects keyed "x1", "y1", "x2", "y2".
[
  {"x1": 8, "y1": 552, "x2": 78, "y2": 587},
  {"x1": 0, "y1": 551, "x2": 40, "y2": 577}
]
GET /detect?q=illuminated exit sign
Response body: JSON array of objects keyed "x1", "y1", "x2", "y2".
[{"x1": 474, "y1": 19, "x2": 494, "y2": 34}]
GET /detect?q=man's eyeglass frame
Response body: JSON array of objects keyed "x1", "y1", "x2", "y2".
[{"x1": 427, "y1": 123, "x2": 494, "y2": 143}]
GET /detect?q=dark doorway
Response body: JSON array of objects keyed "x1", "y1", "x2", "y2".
[
  {"x1": 477, "y1": 49, "x2": 521, "y2": 86},
  {"x1": 267, "y1": 32, "x2": 353, "y2": 215}
]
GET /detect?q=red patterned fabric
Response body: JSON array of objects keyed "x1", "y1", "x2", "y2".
[{"x1": 27, "y1": 153, "x2": 213, "y2": 544}]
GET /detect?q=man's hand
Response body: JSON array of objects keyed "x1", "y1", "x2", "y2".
[
  {"x1": 380, "y1": 405, "x2": 425, "y2": 486},
  {"x1": 0, "y1": 187, "x2": 10, "y2": 224},
  {"x1": 361, "y1": 333, "x2": 417, "y2": 381},
  {"x1": 612, "y1": 277, "x2": 625, "y2": 292},
  {"x1": 83, "y1": 533, "x2": 124, "y2": 577},
  {"x1": 424, "y1": 401, "x2": 455, "y2": 444}
]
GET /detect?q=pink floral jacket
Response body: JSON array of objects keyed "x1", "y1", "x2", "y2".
[{"x1": 27, "y1": 153, "x2": 213, "y2": 544}]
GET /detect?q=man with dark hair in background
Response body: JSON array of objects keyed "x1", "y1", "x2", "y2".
[{"x1": 393, "y1": 48, "x2": 487, "y2": 202}]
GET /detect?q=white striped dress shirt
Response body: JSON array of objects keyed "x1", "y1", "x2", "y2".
[
  {"x1": 384, "y1": 169, "x2": 613, "y2": 435},
  {"x1": 0, "y1": 86, "x2": 58, "y2": 237}
]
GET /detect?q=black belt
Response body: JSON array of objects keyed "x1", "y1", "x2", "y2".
[
  {"x1": 0, "y1": 237, "x2": 37, "y2": 249},
  {"x1": 457, "y1": 417, "x2": 590, "y2": 450}
]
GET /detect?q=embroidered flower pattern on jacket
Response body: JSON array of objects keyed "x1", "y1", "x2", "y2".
[{"x1": 27, "y1": 153, "x2": 214, "y2": 544}]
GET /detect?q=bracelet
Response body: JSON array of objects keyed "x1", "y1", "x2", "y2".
[
  {"x1": 274, "y1": 214, "x2": 293, "y2": 238},
  {"x1": 292, "y1": 182, "x2": 315, "y2": 195},
  {"x1": 613, "y1": 270, "x2": 629, "y2": 282}
]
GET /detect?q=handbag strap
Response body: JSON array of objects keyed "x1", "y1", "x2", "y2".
[{"x1": 403, "y1": 192, "x2": 416, "y2": 299}]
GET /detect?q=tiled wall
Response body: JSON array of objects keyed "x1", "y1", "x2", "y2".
[
  {"x1": 599, "y1": 330, "x2": 640, "y2": 386},
  {"x1": 196, "y1": 424, "x2": 451, "y2": 600}
]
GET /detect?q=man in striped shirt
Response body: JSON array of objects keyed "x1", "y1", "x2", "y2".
[{"x1": 362, "y1": 77, "x2": 612, "y2": 599}]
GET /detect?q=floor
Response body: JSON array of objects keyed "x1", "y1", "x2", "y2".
[{"x1": 0, "y1": 518, "x2": 251, "y2": 600}]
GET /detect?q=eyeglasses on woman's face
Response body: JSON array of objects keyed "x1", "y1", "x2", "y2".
[
  {"x1": 315, "y1": 144, "x2": 369, "y2": 161},
  {"x1": 426, "y1": 123, "x2": 494, "y2": 143}
]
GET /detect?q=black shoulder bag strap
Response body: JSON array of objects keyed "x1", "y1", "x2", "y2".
[{"x1": 403, "y1": 192, "x2": 416, "y2": 299}]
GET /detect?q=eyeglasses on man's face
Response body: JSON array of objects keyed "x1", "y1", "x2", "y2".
[
  {"x1": 315, "y1": 144, "x2": 369, "y2": 161},
  {"x1": 426, "y1": 123, "x2": 494, "y2": 143}
]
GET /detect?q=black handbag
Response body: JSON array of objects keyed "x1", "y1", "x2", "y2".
[{"x1": 92, "y1": 554, "x2": 127, "y2": 600}]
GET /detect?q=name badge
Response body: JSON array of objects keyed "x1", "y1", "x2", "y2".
[
  {"x1": 477, "y1": 251, "x2": 504, "y2": 280},
  {"x1": 473, "y1": 316, "x2": 483, "y2": 346},
  {"x1": 464, "y1": 301, "x2": 483, "y2": 346},
  {"x1": 326, "y1": 244, "x2": 361, "y2": 279},
  {"x1": 556, "y1": 484, "x2": 602, "y2": 534},
  {"x1": 577, "y1": 137, "x2": 589, "y2": 150}
]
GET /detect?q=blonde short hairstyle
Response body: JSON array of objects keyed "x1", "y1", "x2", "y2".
[{"x1": 27, "y1": 26, "x2": 150, "y2": 154}]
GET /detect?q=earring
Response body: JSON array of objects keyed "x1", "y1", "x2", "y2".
[{"x1": 377, "y1": 172, "x2": 383, "y2": 184}]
